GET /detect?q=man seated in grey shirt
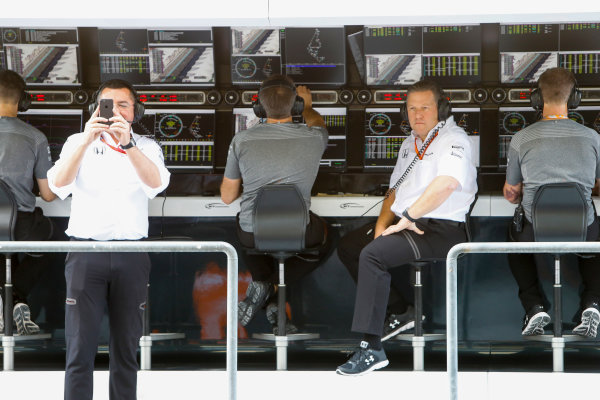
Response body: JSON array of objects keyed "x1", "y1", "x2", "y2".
[
  {"x1": 0, "y1": 69, "x2": 57, "y2": 335},
  {"x1": 504, "y1": 67, "x2": 600, "y2": 338},
  {"x1": 221, "y1": 74, "x2": 329, "y2": 332}
]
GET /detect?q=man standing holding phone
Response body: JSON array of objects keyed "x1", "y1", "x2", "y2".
[{"x1": 47, "y1": 79, "x2": 170, "y2": 400}]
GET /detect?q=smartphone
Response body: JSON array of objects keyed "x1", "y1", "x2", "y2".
[{"x1": 99, "y1": 98, "x2": 113, "y2": 124}]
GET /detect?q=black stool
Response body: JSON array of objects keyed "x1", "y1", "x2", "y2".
[
  {"x1": 524, "y1": 182, "x2": 589, "y2": 372},
  {"x1": 0, "y1": 178, "x2": 50, "y2": 371},
  {"x1": 396, "y1": 201, "x2": 476, "y2": 371},
  {"x1": 245, "y1": 184, "x2": 321, "y2": 370}
]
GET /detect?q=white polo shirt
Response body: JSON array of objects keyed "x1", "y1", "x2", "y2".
[
  {"x1": 47, "y1": 131, "x2": 170, "y2": 240},
  {"x1": 389, "y1": 116, "x2": 477, "y2": 222}
]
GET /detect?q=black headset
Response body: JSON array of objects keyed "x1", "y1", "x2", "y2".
[
  {"x1": 252, "y1": 78, "x2": 304, "y2": 119},
  {"x1": 530, "y1": 77, "x2": 582, "y2": 112},
  {"x1": 88, "y1": 79, "x2": 145, "y2": 123},
  {"x1": 400, "y1": 88, "x2": 452, "y2": 122}
]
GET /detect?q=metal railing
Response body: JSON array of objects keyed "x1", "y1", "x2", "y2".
[
  {"x1": 446, "y1": 241, "x2": 600, "y2": 400},
  {"x1": 0, "y1": 241, "x2": 238, "y2": 400}
]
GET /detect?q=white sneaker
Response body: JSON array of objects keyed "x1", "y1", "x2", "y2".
[{"x1": 13, "y1": 303, "x2": 40, "y2": 335}]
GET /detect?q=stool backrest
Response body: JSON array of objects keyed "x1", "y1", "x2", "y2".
[
  {"x1": 532, "y1": 182, "x2": 587, "y2": 242},
  {"x1": 0, "y1": 178, "x2": 17, "y2": 242},
  {"x1": 253, "y1": 184, "x2": 307, "y2": 252}
]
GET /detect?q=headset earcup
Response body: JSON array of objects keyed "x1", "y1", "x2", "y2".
[
  {"x1": 438, "y1": 97, "x2": 451, "y2": 120},
  {"x1": 252, "y1": 98, "x2": 266, "y2": 118},
  {"x1": 291, "y1": 96, "x2": 304, "y2": 116},
  {"x1": 530, "y1": 88, "x2": 543, "y2": 112},
  {"x1": 133, "y1": 102, "x2": 145, "y2": 123},
  {"x1": 568, "y1": 87, "x2": 582, "y2": 110},
  {"x1": 400, "y1": 103, "x2": 408, "y2": 121},
  {"x1": 18, "y1": 91, "x2": 31, "y2": 112}
]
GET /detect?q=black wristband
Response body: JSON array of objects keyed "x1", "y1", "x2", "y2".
[
  {"x1": 119, "y1": 137, "x2": 136, "y2": 150},
  {"x1": 402, "y1": 209, "x2": 417, "y2": 223}
]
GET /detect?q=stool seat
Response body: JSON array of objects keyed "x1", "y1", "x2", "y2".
[{"x1": 244, "y1": 184, "x2": 322, "y2": 370}]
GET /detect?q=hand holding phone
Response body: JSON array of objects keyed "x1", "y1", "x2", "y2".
[{"x1": 99, "y1": 99, "x2": 113, "y2": 125}]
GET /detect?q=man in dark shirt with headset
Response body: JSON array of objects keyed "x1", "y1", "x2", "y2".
[
  {"x1": 0, "y1": 69, "x2": 57, "y2": 335},
  {"x1": 221, "y1": 74, "x2": 330, "y2": 333}
]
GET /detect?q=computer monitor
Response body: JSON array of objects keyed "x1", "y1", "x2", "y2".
[
  {"x1": 230, "y1": 28, "x2": 282, "y2": 85},
  {"x1": 133, "y1": 109, "x2": 215, "y2": 170},
  {"x1": 499, "y1": 24, "x2": 559, "y2": 84},
  {"x1": 17, "y1": 109, "x2": 83, "y2": 162},
  {"x1": 364, "y1": 108, "x2": 410, "y2": 169},
  {"x1": 98, "y1": 29, "x2": 214, "y2": 86},
  {"x1": 232, "y1": 107, "x2": 347, "y2": 171},
  {"x1": 497, "y1": 107, "x2": 541, "y2": 166},
  {"x1": 2, "y1": 28, "x2": 81, "y2": 85},
  {"x1": 283, "y1": 27, "x2": 346, "y2": 85},
  {"x1": 559, "y1": 24, "x2": 600, "y2": 85}
]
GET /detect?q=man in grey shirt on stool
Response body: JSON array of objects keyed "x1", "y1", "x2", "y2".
[
  {"x1": 221, "y1": 74, "x2": 329, "y2": 333},
  {"x1": 0, "y1": 69, "x2": 57, "y2": 335},
  {"x1": 504, "y1": 67, "x2": 600, "y2": 338}
]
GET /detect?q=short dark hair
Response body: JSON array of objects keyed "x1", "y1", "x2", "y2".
[
  {"x1": 538, "y1": 67, "x2": 576, "y2": 105},
  {"x1": 0, "y1": 69, "x2": 26, "y2": 104},
  {"x1": 258, "y1": 74, "x2": 296, "y2": 119},
  {"x1": 407, "y1": 80, "x2": 445, "y2": 104},
  {"x1": 97, "y1": 79, "x2": 138, "y2": 104}
]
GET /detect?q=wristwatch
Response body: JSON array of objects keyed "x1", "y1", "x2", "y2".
[
  {"x1": 119, "y1": 137, "x2": 136, "y2": 150},
  {"x1": 402, "y1": 208, "x2": 418, "y2": 223}
]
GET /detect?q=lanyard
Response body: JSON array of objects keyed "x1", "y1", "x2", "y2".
[
  {"x1": 100, "y1": 133, "x2": 126, "y2": 155},
  {"x1": 413, "y1": 130, "x2": 439, "y2": 160},
  {"x1": 543, "y1": 114, "x2": 568, "y2": 120}
]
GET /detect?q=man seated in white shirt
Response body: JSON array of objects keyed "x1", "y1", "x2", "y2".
[
  {"x1": 336, "y1": 80, "x2": 477, "y2": 376},
  {"x1": 47, "y1": 79, "x2": 170, "y2": 400}
]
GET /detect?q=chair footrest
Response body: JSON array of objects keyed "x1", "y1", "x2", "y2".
[
  {"x1": 395, "y1": 333, "x2": 446, "y2": 343},
  {"x1": 149, "y1": 333, "x2": 186, "y2": 341},
  {"x1": 252, "y1": 333, "x2": 319, "y2": 342},
  {"x1": 1, "y1": 333, "x2": 52, "y2": 342},
  {"x1": 522, "y1": 334, "x2": 588, "y2": 343}
]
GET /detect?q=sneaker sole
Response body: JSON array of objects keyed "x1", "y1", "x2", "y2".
[
  {"x1": 522, "y1": 312, "x2": 550, "y2": 336},
  {"x1": 336, "y1": 359, "x2": 389, "y2": 376},
  {"x1": 381, "y1": 316, "x2": 426, "y2": 342},
  {"x1": 238, "y1": 300, "x2": 258, "y2": 326},
  {"x1": 13, "y1": 305, "x2": 40, "y2": 335},
  {"x1": 573, "y1": 309, "x2": 600, "y2": 338}
]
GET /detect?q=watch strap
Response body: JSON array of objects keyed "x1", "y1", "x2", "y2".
[{"x1": 402, "y1": 209, "x2": 417, "y2": 223}]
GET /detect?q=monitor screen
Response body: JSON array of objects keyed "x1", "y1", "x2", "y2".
[
  {"x1": 497, "y1": 107, "x2": 541, "y2": 166},
  {"x1": 132, "y1": 109, "x2": 215, "y2": 169},
  {"x1": 99, "y1": 29, "x2": 214, "y2": 86},
  {"x1": 17, "y1": 109, "x2": 83, "y2": 162},
  {"x1": 363, "y1": 25, "x2": 480, "y2": 87},
  {"x1": 231, "y1": 28, "x2": 282, "y2": 85},
  {"x1": 283, "y1": 27, "x2": 346, "y2": 85},
  {"x1": 568, "y1": 106, "x2": 600, "y2": 134},
  {"x1": 499, "y1": 24, "x2": 559, "y2": 84},
  {"x1": 233, "y1": 107, "x2": 346, "y2": 171},
  {"x1": 364, "y1": 108, "x2": 410, "y2": 169},
  {"x1": 2, "y1": 28, "x2": 81, "y2": 85},
  {"x1": 559, "y1": 24, "x2": 600, "y2": 85},
  {"x1": 451, "y1": 108, "x2": 480, "y2": 167}
]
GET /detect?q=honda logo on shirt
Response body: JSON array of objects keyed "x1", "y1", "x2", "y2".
[
  {"x1": 94, "y1": 146, "x2": 105, "y2": 155},
  {"x1": 402, "y1": 149, "x2": 409, "y2": 159}
]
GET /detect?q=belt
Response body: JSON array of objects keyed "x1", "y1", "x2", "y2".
[{"x1": 418, "y1": 218, "x2": 465, "y2": 228}]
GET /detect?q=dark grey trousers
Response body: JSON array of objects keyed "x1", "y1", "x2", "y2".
[
  {"x1": 351, "y1": 218, "x2": 466, "y2": 336},
  {"x1": 64, "y1": 249, "x2": 150, "y2": 400}
]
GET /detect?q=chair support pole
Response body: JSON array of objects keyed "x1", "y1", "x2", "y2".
[
  {"x1": 414, "y1": 266, "x2": 423, "y2": 337},
  {"x1": 554, "y1": 256, "x2": 562, "y2": 338}
]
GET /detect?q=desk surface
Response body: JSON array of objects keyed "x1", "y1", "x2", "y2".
[{"x1": 34, "y1": 194, "x2": 565, "y2": 218}]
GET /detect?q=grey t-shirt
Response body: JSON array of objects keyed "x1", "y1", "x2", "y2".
[
  {"x1": 506, "y1": 118, "x2": 600, "y2": 225},
  {"x1": 0, "y1": 116, "x2": 53, "y2": 212},
  {"x1": 224, "y1": 122, "x2": 328, "y2": 232}
]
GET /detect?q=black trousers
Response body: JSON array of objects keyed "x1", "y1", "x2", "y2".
[
  {"x1": 508, "y1": 217, "x2": 600, "y2": 313},
  {"x1": 350, "y1": 218, "x2": 467, "y2": 336},
  {"x1": 64, "y1": 244, "x2": 150, "y2": 400},
  {"x1": 237, "y1": 211, "x2": 329, "y2": 285},
  {"x1": 0, "y1": 208, "x2": 55, "y2": 303}
]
